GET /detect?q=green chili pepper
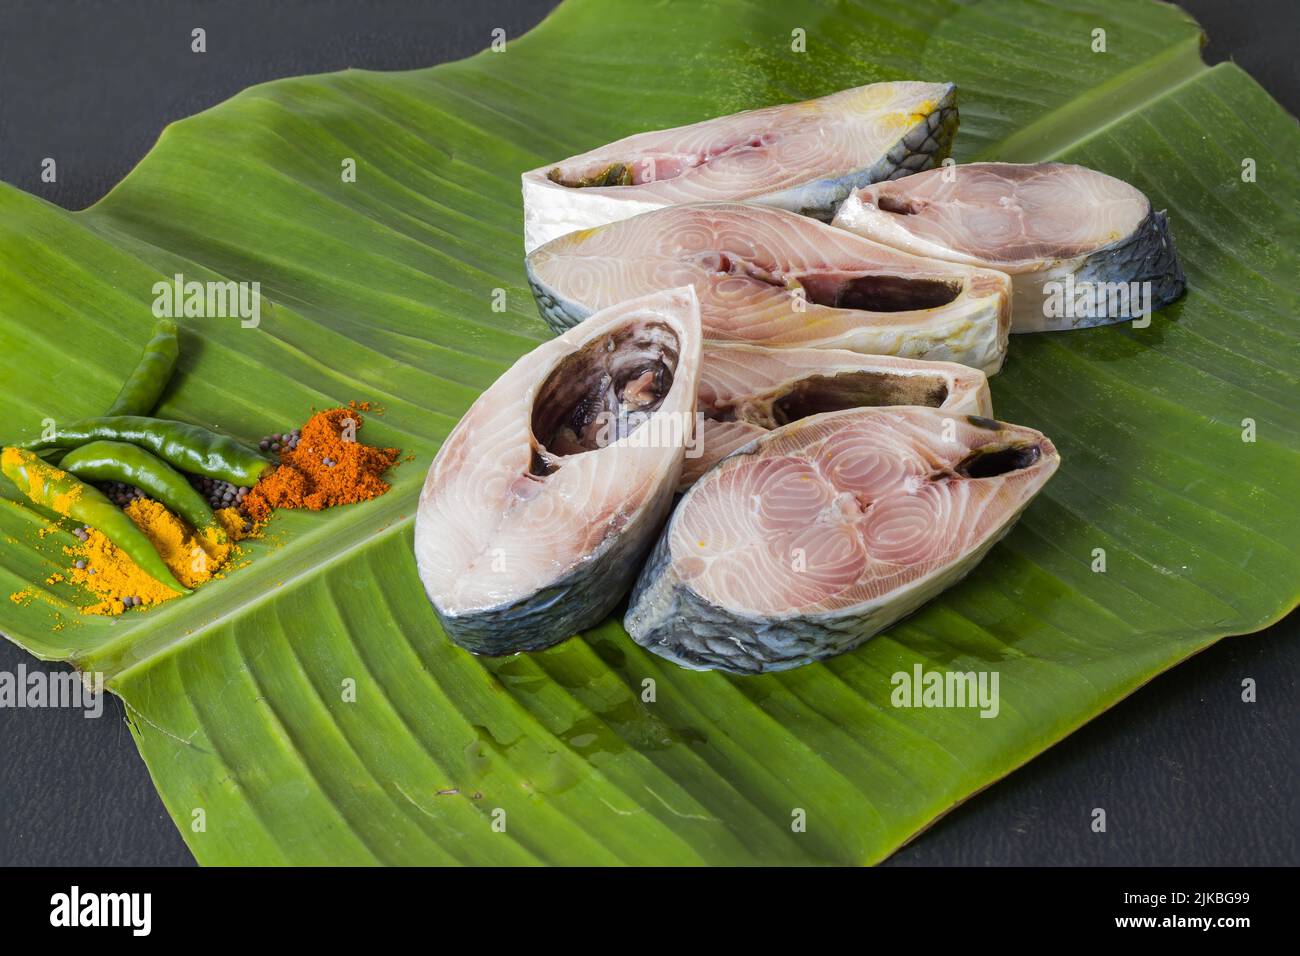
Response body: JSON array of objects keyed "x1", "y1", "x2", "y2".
[
  {"x1": 18, "y1": 416, "x2": 272, "y2": 486},
  {"x1": 1, "y1": 447, "x2": 188, "y2": 594},
  {"x1": 106, "y1": 319, "x2": 179, "y2": 417},
  {"x1": 60, "y1": 441, "x2": 216, "y2": 532}
]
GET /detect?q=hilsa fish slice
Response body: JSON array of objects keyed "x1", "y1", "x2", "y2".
[
  {"x1": 526, "y1": 202, "x2": 1012, "y2": 374},
  {"x1": 521, "y1": 81, "x2": 959, "y2": 252},
  {"x1": 625, "y1": 406, "x2": 1059, "y2": 674},
  {"x1": 832, "y1": 161, "x2": 1186, "y2": 332},
  {"x1": 414, "y1": 287, "x2": 703, "y2": 655},
  {"x1": 683, "y1": 344, "x2": 992, "y2": 488}
]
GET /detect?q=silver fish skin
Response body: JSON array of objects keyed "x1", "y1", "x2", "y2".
[
  {"x1": 683, "y1": 344, "x2": 992, "y2": 488},
  {"x1": 625, "y1": 407, "x2": 1059, "y2": 674},
  {"x1": 526, "y1": 254, "x2": 582, "y2": 332},
  {"x1": 526, "y1": 202, "x2": 1012, "y2": 374},
  {"x1": 414, "y1": 287, "x2": 703, "y2": 655},
  {"x1": 521, "y1": 81, "x2": 958, "y2": 253},
  {"x1": 832, "y1": 161, "x2": 1186, "y2": 332}
]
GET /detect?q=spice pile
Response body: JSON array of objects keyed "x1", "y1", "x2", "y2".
[
  {"x1": 63, "y1": 501, "x2": 252, "y2": 615},
  {"x1": 244, "y1": 404, "x2": 398, "y2": 522},
  {"x1": 3, "y1": 320, "x2": 400, "y2": 619}
]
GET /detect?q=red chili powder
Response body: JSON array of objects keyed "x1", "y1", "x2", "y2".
[{"x1": 243, "y1": 404, "x2": 399, "y2": 522}]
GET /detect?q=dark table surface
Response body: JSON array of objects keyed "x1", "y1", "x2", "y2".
[{"x1": 0, "y1": 0, "x2": 1295, "y2": 867}]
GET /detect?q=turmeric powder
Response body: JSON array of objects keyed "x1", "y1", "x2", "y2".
[
  {"x1": 65, "y1": 501, "x2": 253, "y2": 615},
  {"x1": 244, "y1": 404, "x2": 398, "y2": 522}
]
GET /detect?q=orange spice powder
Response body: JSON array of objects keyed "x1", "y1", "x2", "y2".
[{"x1": 243, "y1": 404, "x2": 398, "y2": 522}]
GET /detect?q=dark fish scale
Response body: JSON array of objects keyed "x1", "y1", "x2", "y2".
[
  {"x1": 826, "y1": 101, "x2": 959, "y2": 194},
  {"x1": 903, "y1": 123, "x2": 930, "y2": 150},
  {"x1": 718, "y1": 90, "x2": 957, "y2": 237},
  {"x1": 1075, "y1": 207, "x2": 1186, "y2": 319},
  {"x1": 526, "y1": 258, "x2": 590, "y2": 333}
]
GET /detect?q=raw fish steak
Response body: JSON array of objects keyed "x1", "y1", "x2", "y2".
[
  {"x1": 832, "y1": 162, "x2": 1185, "y2": 332},
  {"x1": 415, "y1": 287, "x2": 702, "y2": 655},
  {"x1": 527, "y1": 202, "x2": 1011, "y2": 373},
  {"x1": 684, "y1": 344, "x2": 992, "y2": 488},
  {"x1": 625, "y1": 407, "x2": 1059, "y2": 673},
  {"x1": 522, "y1": 81, "x2": 958, "y2": 252}
]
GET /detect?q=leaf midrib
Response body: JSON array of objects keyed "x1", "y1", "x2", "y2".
[{"x1": 977, "y1": 33, "x2": 1207, "y2": 161}]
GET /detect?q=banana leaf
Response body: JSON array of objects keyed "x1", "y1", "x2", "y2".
[{"x1": 1, "y1": 0, "x2": 1296, "y2": 865}]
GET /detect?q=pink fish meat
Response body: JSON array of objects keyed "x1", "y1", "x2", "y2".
[
  {"x1": 522, "y1": 81, "x2": 958, "y2": 252},
  {"x1": 626, "y1": 406, "x2": 1059, "y2": 673},
  {"x1": 684, "y1": 344, "x2": 992, "y2": 487}
]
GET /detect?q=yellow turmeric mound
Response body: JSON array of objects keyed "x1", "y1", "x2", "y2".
[{"x1": 64, "y1": 500, "x2": 256, "y2": 615}]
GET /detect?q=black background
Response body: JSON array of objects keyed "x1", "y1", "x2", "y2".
[{"x1": 0, "y1": 0, "x2": 1295, "y2": 866}]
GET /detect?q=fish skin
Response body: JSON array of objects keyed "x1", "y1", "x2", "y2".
[
  {"x1": 747, "y1": 89, "x2": 959, "y2": 221},
  {"x1": 525, "y1": 254, "x2": 587, "y2": 332},
  {"x1": 526, "y1": 202, "x2": 1012, "y2": 374},
  {"x1": 625, "y1": 407, "x2": 1059, "y2": 674},
  {"x1": 429, "y1": 482, "x2": 675, "y2": 654},
  {"x1": 682, "y1": 344, "x2": 993, "y2": 488},
  {"x1": 1061, "y1": 207, "x2": 1186, "y2": 331},
  {"x1": 521, "y1": 82, "x2": 958, "y2": 253},
  {"x1": 414, "y1": 287, "x2": 703, "y2": 655},
  {"x1": 832, "y1": 161, "x2": 1186, "y2": 332}
]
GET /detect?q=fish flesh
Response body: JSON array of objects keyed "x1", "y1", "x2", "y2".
[
  {"x1": 625, "y1": 407, "x2": 1059, "y2": 674},
  {"x1": 526, "y1": 202, "x2": 1012, "y2": 373},
  {"x1": 521, "y1": 81, "x2": 958, "y2": 252},
  {"x1": 414, "y1": 287, "x2": 702, "y2": 655},
  {"x1": 684, "y1": 344, "x2": 992, "y2": 488},
  {"x1": 832, "y1": 162, "x2": 1185, "y2": 332}
]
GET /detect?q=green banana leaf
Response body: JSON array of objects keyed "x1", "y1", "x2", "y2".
[{"x1": 1, "y1": 0, "x2": 1296, "y2": 865}]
